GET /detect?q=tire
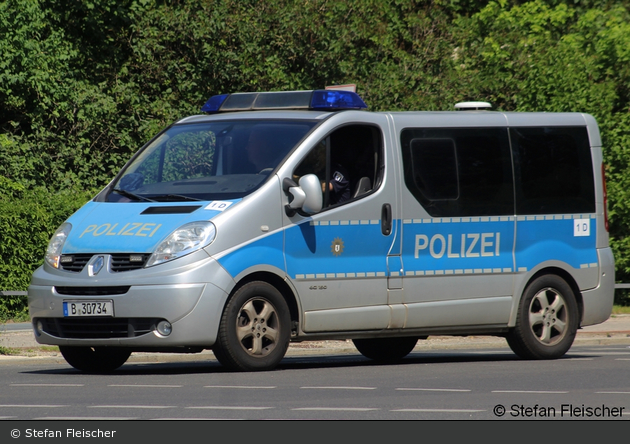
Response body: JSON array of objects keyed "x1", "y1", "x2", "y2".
[
  {"x1": 213, "y1": 281, "x2": 291, "y2": 371},
  {"x1": 506, "y1": 274, "x2": 579, "y2": 360},
  {"x1": 59, "y1": 346, "x2": 131, "y2": 373},
  {"x1": 352, "y1": 337, "x2": 418, "y2": 362}
]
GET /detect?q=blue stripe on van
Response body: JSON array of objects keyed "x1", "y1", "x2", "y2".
[
  {"x1": 401, "y1": 215, "x2": 597, "y2": 275},
  {"x1": 402, "y1": 217, "x2": 515, "y2": 275},
  {"x1": 217, "y1": 231, "x2": 286, "y2": 278},
  {"x1": 217, "y1": 215, "x2": 598, "y2": 281},
  {"x1": 285, "y1": 219, "x2": 389, "y2": 279},
  {"x1": 515, "y1": 216, "x2": 598, "y2": 271}
]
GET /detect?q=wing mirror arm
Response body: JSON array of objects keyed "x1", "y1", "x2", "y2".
[{"x1": 283, "y1": 174, "x2": 323, "y2": 217}]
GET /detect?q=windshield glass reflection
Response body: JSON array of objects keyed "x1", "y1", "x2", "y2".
[{"x1": 107, "y1": 120, "x2": 317, "y2": 202}]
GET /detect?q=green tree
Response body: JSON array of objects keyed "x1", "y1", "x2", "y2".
[{"x1": 2, "y1": 0, "x2": 630, "y2": 315}]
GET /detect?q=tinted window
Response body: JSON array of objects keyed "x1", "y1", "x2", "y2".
[
  {"x1": 409, "y1": 138, "x2": 458, "y2": 200},
  {"x1": 401, "y1": 128, "x2": 514, "y2": 217},
  {"x1": 511, "y1": 127, "x2": 595, "y2": 214}
]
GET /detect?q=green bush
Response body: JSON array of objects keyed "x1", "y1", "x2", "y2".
[
  {"x1": 2, "y1": 0, "x2": 630, "y2": 320},
  {"x1": 0, "y1": 186, "x2": 94, "y2": 319}
]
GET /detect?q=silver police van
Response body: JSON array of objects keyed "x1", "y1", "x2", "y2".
[{"x1": 28, "y1": 89, "x2": 615, "y2": 372}]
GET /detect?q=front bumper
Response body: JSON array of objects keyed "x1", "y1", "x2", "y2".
[{"x1": 28, "y1": 250, "x2": 234, "y2": 348}]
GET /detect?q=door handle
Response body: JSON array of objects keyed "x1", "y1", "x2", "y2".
[{"x1": 381, "y1": 203, "x2": 392, "y2": 236}]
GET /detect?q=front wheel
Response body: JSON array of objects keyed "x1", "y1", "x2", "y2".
[
  {"x1": 213, "y1": 281, "x2": 291, "y2": 371},
  {"x1": 353, "y1": 337, "x2": 418, "y2": 362},
  {"x1": 506, "y1": 274, "x2": 579, "y2": 360},
  {"x1": 59, "y1": 346, "x2": 131, "y2": 373}
]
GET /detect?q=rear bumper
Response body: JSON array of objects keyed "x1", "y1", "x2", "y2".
[{"x1": 580, "y1": 247, "x2": 615, "y2": 327}]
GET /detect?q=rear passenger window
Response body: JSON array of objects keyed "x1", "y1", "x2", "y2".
[
  {"x1": 401, "y1": 128, "x2": 514, "y2": 217},
  {"x1": 409, "y1": 138, "x2": 458, "y2": 200},
  {"x1": 511, "y1": 127, "x2": 595, "y2": 214}
]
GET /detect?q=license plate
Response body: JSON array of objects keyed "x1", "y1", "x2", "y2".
[{"x1": 63, "y1": 300, "x2": 114, "y2": 317}]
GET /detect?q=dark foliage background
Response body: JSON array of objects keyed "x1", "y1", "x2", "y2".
[{"x1": 2, "y1": 0, "x2": 630, "y2": 318}]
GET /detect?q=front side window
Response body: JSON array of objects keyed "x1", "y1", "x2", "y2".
[
  {"x1": 294, "y1": 124, "x2": 382, "y2": 209},
  {"x1": 105, "y1": 120, "x2": 317, "y2": 202}
]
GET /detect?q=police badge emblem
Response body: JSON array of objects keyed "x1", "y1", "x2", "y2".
[{"x1": 331, "y1": 237, "x2": 344, "y2": 257}]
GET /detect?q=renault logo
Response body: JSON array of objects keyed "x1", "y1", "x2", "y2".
[{"x1": 88, "y1": 256, "x2": 105, "y2": 276}]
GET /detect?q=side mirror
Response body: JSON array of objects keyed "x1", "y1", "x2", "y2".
[{"x1": 283, "y1": 174, "x2": 323, "y2": 216}]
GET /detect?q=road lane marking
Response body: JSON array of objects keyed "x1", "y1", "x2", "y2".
[
  {"x1": 10, "y1": 383, "x2": 84, "y2": 387},
  {"x1": 579, "y1": 352, "x2": 630, "y2": 355},
  {"x1": 34, "y1": 416, "x2": 138, "y2": 420},
  {"x1": 186, "y1": 406, "x2": 274, "y2": 410},
  {"x1": 492, "y1": 390, "x2": 568, "y2": 394},
  {"x1": 581, "y1": 348, "x2": 630, "y2": 351},
  {"x1": 300, "y1": 386, "x2": 376, "y2": 390},
  {"x1": 292, "y1": 407, "x2": 379, "y2": 411},
  {"x1": 392, "y1": 408, "x2": 485, "y2": 413},
  {"x1": 396, "y1": 388, "x2": 471, "y2": 392},
  {"x1": 151, "y1": 418, "x2": 235, "y2": 421},
  {"x1": 88, "y1": 405, "x2": 176, "y2": 409},
  {"x1": 595, "y1": 391, "x2": 630, "y2": 394},
  {"x1": 108, "y1": 384, "x2": 182, "y2": 388},
  {"x1": 204, "y1": 385, "x2": 277, "y2": 389},
  {"x1": 0, "y1": 404, "x2": 69, "y2": 408}
]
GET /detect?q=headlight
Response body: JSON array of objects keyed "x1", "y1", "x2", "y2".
[
  {"x1": 146, "y1": 221, "x2": 216, "y2": 267},
  {"x1": 45, "y1": 223, "x2": 72, "y2": 269}
]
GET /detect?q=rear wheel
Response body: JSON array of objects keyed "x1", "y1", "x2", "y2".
[
  {"x1": 213, "y1": 281, "x2": 291, "y2": 371},
  {"x1": 59, "y1": 346, "x2": 131, "y2": 373},
  {"x1": 506, "y1": 274, "x2": 579, "y2": 359},
  {"x1": 353, "y1": 337, "x2": 418, "y2": 362}
]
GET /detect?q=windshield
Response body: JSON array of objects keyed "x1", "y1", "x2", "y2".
[{"x1": 106, "y1": 120, "x2": 317, "y2": 202}]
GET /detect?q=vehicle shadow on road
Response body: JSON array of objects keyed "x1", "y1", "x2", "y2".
[{"x1": 18, "y1": 348, "x2": 597, "y2": 376}]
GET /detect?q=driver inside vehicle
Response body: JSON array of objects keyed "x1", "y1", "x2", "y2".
[{"x1": 241, "y1": 126, "x2": 283, "y2": 174}]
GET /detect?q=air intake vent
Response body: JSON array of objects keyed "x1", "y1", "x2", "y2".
[
  {"x1": 37, "y1": 317, "x2": 159, "y2": 339},
  {"x1": 141, "y1": 205, "x2": 201, "y2": 214},
  {"x1": 55, "y1": 286, "x2": 130, "y2": 296}
]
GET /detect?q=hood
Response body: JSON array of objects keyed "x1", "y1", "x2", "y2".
[{"x1": 62, "y1": 200, "x2": 240, "y2": 254}]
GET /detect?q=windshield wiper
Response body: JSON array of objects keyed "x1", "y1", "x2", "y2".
[
  {"x1": 150, "y1": 194, "x2": 203, "y2": 202},
  {"x1": 112, "y1": 188, "x2": 156, "y2": 202}
]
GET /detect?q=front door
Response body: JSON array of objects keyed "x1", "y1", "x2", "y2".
[{"x1": 283, "y1": 120, "x2": 399, "y2": 333}]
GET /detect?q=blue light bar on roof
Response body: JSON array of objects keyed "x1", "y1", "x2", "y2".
[
  {"x1": 200, "y1": 90, "x2": 367, "y2": 113},
  {"x1": 310, "y1": 90, "x2": 367, "y2": 110},
  {"x1": 200, "y1": 94, "x2": 229, "y2": 113}
]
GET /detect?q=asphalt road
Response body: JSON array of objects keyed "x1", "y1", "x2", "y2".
[
  {"x1": 1, "y1": 342, "x2": 629, "y2": 420},
  {"x1": 1, "y1": 316, "x2": 629, "y2": 421}
]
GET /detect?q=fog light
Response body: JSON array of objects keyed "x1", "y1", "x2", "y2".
[
  {"x1": 35, "y1": 320, "x2": 43, "y2": 336},
  {"x1": 156, "y1": 320, "x2": 172, "y2": 336}
]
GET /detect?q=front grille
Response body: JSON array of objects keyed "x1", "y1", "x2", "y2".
[
  {"x1": 111, "y1": 253, "x2": 151, "y2": 272},
  {"x1": 55, "y1": 286, "x2": 130, "y2": 296},
  {"x1": 37, "y1": 317, "x2": 160, "y2": 339},
  {"x1": 59, "y1": 253, "x2": 150, "y2": 273},
  {"x1": 60, "y1": 254, "x2": 92, "y2": 272}
]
